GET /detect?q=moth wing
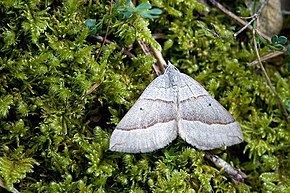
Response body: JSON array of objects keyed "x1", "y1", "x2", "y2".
[
  {"x1": 177, "y1": 73, "x2": 243, "y2": 150},
  {"x1": 110, "y1": 73, "x2": 178, "y2": 153}
]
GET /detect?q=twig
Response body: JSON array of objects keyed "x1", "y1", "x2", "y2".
[
  {"x1": 90, "y1": 35, "x2": 135, "y2": 58},
  {"x1": 137, "y1": 40, "x2": 151, "y2": 55},
  {"x1": 202, "y1": 24, "x2": 231, "y2": 39},
  {"x1": 282, "y1": 10, "x2": 290, "y2": 15},
  {"x1": 208, "y1": 0, "x2": 270, "y2": 41},
  {"x1": 248, "y1": 51, "x2": 284, "y2": 66},
  {"x1": 208, "y1": 0, "x2": 289, "y2": 124},
  {"x1": 252, "y1": 31, "x2": 290, "y2": 125},
  {"x1": 95, "y1": 0, "x2": 114, "y2": 62},
  {"x1": 234, "y1": 0, "x2": 269, "y2": 38},
  {"x1": 86, "y1": 34, "x2": 136, "y2": 94},
  {"x1": 150, "y1": 46, "x2": 166, "y2": 74},
  {"x1": 205, "y1": 152, "x2": 246, "y2": 184},
  {"x1": 0, "y1": 178, "x2": 20, "y2": 193},
  {"x1": 137, "y1": 41, "x2": 165, "y2": 75},
  {"x1": 86, "y1": 80, "x2": 102, "y2": 94},
  {"x1": 152, "y1": 33, "x2": 164, "y2": 39}
]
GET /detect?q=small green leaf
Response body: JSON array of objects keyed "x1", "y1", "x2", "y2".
[
  {"x1": 136, "y1": 2, "x2": 151, "y2": 10},
  {"x1": 287, "y1": 63, "x2": 290, "y2": 73},
  {"x1": 278, "y1": 36, "x2": 287, "y2": 44},
  {"x1": 147, "y1": 8, "x2": 163, "y2": 15},
  {"x1": 164, "y1": 39, "x2": 174, "y2": 50},
  {"x1": 124, "y1": 12, "x2": 133, "y2": 19},
  {"x1": 140, "y1": 11, "x2": 160, "y2": 19},
  {"x1": 274, "y1": 44, "x2": 284, "y2": 50},
  {"x1": 114, "y1": 1, "x2": 162, "y2": 19},
  {"x1": 116, "y1": 7, "x2": 126, "y2": 12},
  {"x1": 85, "y1": 19, "x2": 96, "y2": 35},
  {"x1": 125, "y1": 0, "x2": 131, "y2": 6},
  {"x1": 268, "y1": 44, "x2": 284, "y2": 51},
  {"x1": 271, "y1": 35, "x2": 278, "y2": 44}
]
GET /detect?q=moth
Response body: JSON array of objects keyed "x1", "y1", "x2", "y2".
[{"x1": 110, "y1": 63, "x2": 243, "y2": 153}]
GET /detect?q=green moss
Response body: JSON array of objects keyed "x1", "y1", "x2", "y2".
[{"x1": 0, "y1": 0, "x2": 290, "y2": 192}]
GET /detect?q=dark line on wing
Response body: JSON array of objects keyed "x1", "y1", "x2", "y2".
[
  {"x1": 181, "y1": 117, "x2": 236, "y2": 125},
  {"x1": 117, "y1": 118, "x2": 176, "y2": 131},
  {"x1": 150, "y1": 85, "x2": 171, "y2": 89},
  {"x1": 117, "y1": 117, "x2": 237, "y2": 131},
  {"x1": 142, "y1": 98, "x2": 175, "y2": 103},
  {"x1": 179, "y1": 94, "x2": 208, "y2": 102}
]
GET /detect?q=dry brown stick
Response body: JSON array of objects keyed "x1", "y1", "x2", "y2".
[
  {"x1": 86, "y1": 35, "x2": 136, "y2": 94},
  {"x1": 0, "y1": 178, "x2": 20, "y2": 193},
  {"x1": 234, "y1": 0, "x2": 269, "y2": 38},
  {"x1": 150, "y1": 46, "x2": 166, "y2": 74},
  {"x1": 205, "y1": 152, "x2": 246, "y2": 184},
  {"x1": 95, "y1": 0, "x2": 113, "y2": 62},
  {"x1": 86, "y1": 34, "x2": 135, "y2": 94},
  {"x1": 209, "y1": 0, "x2": 289, "y2": 124},
  {"x1": 208, "y1": 0, "x2": 270, "y2": 41},
  {"x1": 252, "y1": 31, "x2": 290, "y2": 125},
  {"x1": 248, "y1": 51, "x2": 284, "y2": 66},
  {"x1": 86, "y1": 80, "x2": 102, "y2": 95},
  {"x1": 137, "y1": 40, "x2": 151, "y2": 55},
  {"x1": 137, "y1": 41, "x2": 165, "y2": 75},
  {"x1": 91, "y1": 35, "x2": 135, "y2": 58},
  {"x1": 243, "y1": 0, "x2": 289, "y2": 123}
]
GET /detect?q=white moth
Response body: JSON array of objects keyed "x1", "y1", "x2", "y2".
[{"x1": 110, "y1": 63, "x2": 243, "y2": 153}]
